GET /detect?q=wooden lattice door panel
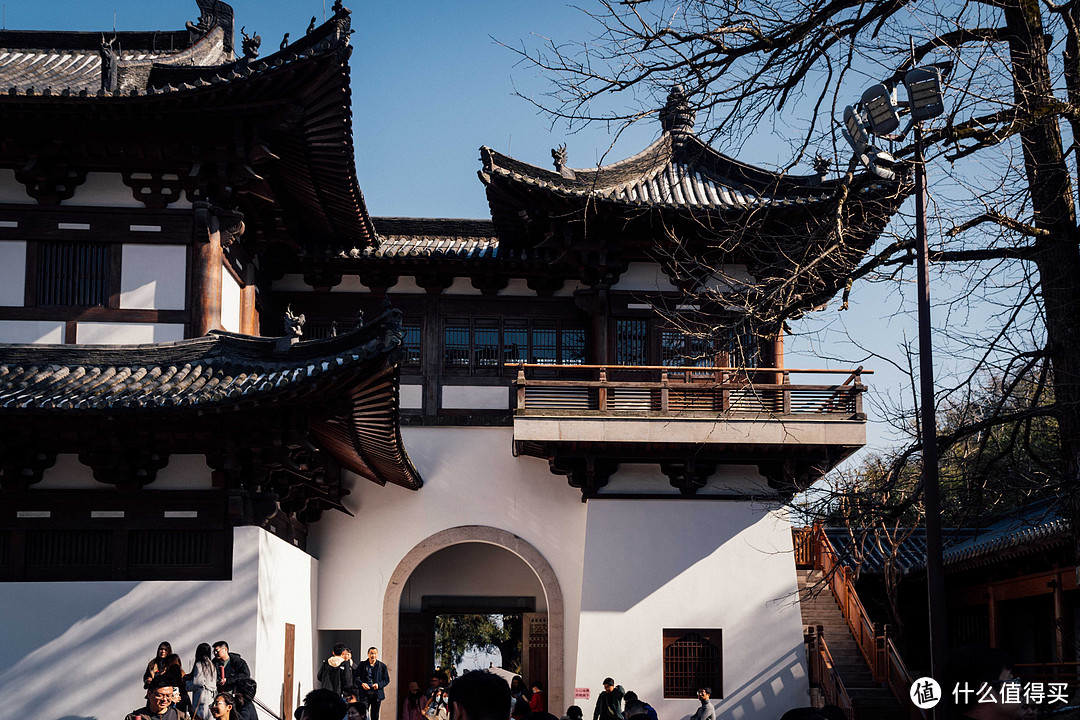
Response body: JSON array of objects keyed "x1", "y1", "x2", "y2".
[
  {"x1": 524, "y1": 613, "x2": 548, "y2": 692},
  {"x1": 662, "y1": 629, "x2": 722, "y2": 699},
  {"x1": 398, "y1": 612, "x2": 433, "y2": 709}
]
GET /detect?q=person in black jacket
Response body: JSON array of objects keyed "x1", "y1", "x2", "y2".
[
  {"x1": 318, "y1": 644, "x2": 355, "y2": 697},
  {"x1": 212, "y1": 641, "x2": 251, "y2": 694},
  {"x1": 356, "y1": 647, "x2": 390, "y2": 720}
]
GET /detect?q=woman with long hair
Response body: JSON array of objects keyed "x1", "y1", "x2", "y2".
[
  {"x1": 143, "y1": 641, "x2": 172, "y2": 689},
  {"x1": 160, "y1": 653, "x2": 192, "y2": 714},
  {"x1": 187, "y1": 643, "x2": 217, "y2": 720},
  {"x1": 209, "y1": 692, "x2": 239, "y2": 720}
]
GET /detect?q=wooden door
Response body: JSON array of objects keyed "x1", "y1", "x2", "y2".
[
  {"x1": 283, "y1": 623, "x2": 296, "y2": 719},
  {"x1": 399, "y1": 612, "x2": 432, "y2": 709},
  {"x1": 524, "y1": 613, "x2": 548, "y2": 694}
]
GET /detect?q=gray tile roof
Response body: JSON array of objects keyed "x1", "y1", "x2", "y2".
[
  {"x1": 480, "y1": 133, "x2": 883, "y2": 211},
  {"x1": 373, "y1": 217, "x2": 499, "y2": 260},
  {"x1": 822, "y1": 499, "x2": 1068, "y2": 575},
  {"x1": 0, "y1": 27, "x2": 227, "y2": 94},
  {"x1": 0, "y1": 320, "x2": 399, "y2": 412}
]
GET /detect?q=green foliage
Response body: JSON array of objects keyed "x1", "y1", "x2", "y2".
[{"x1": 433, "y1": 614, "x2": 523, "y2": 673}]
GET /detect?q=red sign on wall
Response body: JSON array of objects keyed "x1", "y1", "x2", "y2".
[{"x1": 575, "y1": 688, "x2": 591, "y2": 700}]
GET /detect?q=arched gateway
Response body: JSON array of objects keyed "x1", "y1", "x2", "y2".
[{"x1": 381, "y1": 526, "x2": 565, "y2": 720}]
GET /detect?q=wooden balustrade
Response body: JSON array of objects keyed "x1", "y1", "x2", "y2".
[
  {"x1": 806, "y1": 625, "x2": 855, "y2": 720},
  {"x1": 799, "y1": 526, "x2": 926, "y2": 719},
  {"x1": 510, "y1": 364, "x2": 869, "y2": 417}
]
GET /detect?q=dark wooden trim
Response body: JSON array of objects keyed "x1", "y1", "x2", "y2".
[
  {"x1": 64, "y1": 320, "x2": 76, "y2": 344},
  {"x1": 22, "y1": 240, "x2": 37, "y2": 307},
  {"x1": 108, "y1": 243, "x2": 123, "y2": 309},
  {"x1": 0, "y1": 306, "x2": 188, "y2": 323},
  {"x1": 0, "y1": 204, "x2": 194, "y2": 244}
]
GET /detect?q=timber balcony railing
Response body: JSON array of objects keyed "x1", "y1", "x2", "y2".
[{"x1": 510, "y1": 364, "x2": 869, "y2": 417}]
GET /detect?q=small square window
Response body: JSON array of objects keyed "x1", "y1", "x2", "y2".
[{"x1": 663, "y1": 628, "x2": 723, "y2": 699}]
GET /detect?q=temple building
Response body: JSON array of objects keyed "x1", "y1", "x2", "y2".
[{"x1": 0, "y1": 3, "x2": 909, "y2": 719}]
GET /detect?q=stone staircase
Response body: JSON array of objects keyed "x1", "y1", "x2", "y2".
[{"x1": 798, "y1": 569, "x2": 906, "y2": 720}]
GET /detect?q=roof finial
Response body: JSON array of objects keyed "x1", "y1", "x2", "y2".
[
  {"x1": 659, "y1": 83, "x2": 696, "y2": 135},
  {"x1": 551, "y1": 144, "x2": 576, "y2": 179},
  {"x1": 240, "y1": 26, "x2": 260, "y2": 59},
  {"x1": 99, "y1": 35, "x2": 118, "y2": 92}
]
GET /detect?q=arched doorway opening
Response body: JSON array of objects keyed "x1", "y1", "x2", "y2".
[{"x1": 382, "y1": 527, "x2": 564, "y2": 720}]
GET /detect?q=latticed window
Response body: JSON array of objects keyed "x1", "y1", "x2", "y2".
[
  {"x1": 661, "y1": 331, "x2": 714, "y2": 367},
  {"x1": 36, "y1": 241, "x2": 110, "y2": 306},
  {"x1": 446, "y1": 318, "x2": 587, "y2": 372},
  {"x1": 401, "y1": 323, "x2": 422, "y2": 367},
  {"x1": 616, "y1": 319, "x2": 649, "y2": 365},
  {"x1": 663, "y1": 629, "x2": 723, "y2": 698}
]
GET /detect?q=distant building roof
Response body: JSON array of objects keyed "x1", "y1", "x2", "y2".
[{"x1": 823, "y1": 499, "x2": 1069, "y2": 576}]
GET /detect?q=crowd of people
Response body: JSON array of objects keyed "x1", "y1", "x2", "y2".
[
  {"x1": 126, "y1": 640, "x2": 256, "y2": 720},
  {"x1": 131, "y1": 639, "x2": 1040, "y2": 720}
]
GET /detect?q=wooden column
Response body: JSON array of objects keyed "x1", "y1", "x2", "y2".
[
  {"x1": 191, "y1": 203, "x2": 223, "y2": 337},
  {"x1": 988, "y1": 585, "x2": 1000, "y2": 647},
  {"x1": 1054, "y1": 573, "x2": 1067, "y2": 662},
  {"x1": 239, "y1": 263, "x2": 257, "y2": 336}
]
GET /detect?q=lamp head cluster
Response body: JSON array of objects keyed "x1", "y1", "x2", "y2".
[{"x1": 842, "y1": 65, "x2": 946, "y2": 180}]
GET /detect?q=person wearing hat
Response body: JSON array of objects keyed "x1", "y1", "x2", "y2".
[
  {"x1": 691, "y1": 688, "x2": 714, "y2": 720},
  {"x1": 402, "y1": 682, "x2": 426, "y2": 720}
]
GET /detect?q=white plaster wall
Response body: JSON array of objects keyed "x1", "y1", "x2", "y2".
[
  {"x1": 610, "y1": 262, "x2": 680, "y2": 293},
  {"x1": 574, "y1": 500, "x2": 807, "y2": 720},
  {"x1": 400, "y1": 543, "x2": 548, "y2": 612},
  {"x1": 255, "y1": 528, "x2": 319, "y2": 720},
  {"x1": 29, "y1": 454, "x2": 213, "y2": 492},
  {"x1": 65, "y1": 172, "x2": 143, "y2": 207},
  {"x1": 0, "y1": 169, "x2": 30, "y2": 203},
  {"x1": 441, "y1": 385, "x2": 509, "y2": 410},
  {"x1": 309, "y1": 427, "x2": 587, "y2": 719},
  {"x1": 222, "y1": 265, "x2": 243, "y2": 333},
  {"x1": 597, "y1": 464, "x2": 775, "y2": 496},
  {"x1": 401, "y1": 384, "x2": 424, "y2": 410},
  {"x1": 120, "y1": 244, "x2": 188, "y2": 310},
  {"x1": 0, "y1": 241, "x2": 26, "y2": 306},
  {"x1": 0, "y1": 320, "x2": 64, "y2": 344},
  {"x1": 33, "y1": 454, "x2": 100, "y2": 489},
  {"x1": 0, "y1": 527, "x2": 317, "y2": 720},
  {"x1": 76, "y1": 322, "x2": 185, "y2": 345}
]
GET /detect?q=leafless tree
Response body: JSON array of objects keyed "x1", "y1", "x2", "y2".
[{"x1": 510, "y1": 0, "x2": 1080, "y2": 545}]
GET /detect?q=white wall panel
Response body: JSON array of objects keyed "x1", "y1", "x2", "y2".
[
  {"x1": 574, "y1": 500, "x2": 807, "y2": 720},
  {"x1": 0, "y1": 169, "x2": 30, "y2": 203},
  {"x1": 120, "y1": 244, "x2": 187, "y2": 310},
  {"x1": 76, "y1": 322, "x2": 185, "y2": 345},
  {"x1": 0, "y1": 527, "x2": 316, "y2": 720},
  {"x1": 441, "y1": 385, "x2": 509, "y2": 410},
  {"x1": 221, "y1": 265, "x2": 243, "y2": 333},
  {"x1": 0, "y1": 320, "x2": 64, "y2": 344},
  {"x1": 400, "y1": 383, "x2": 424, "y2": 410},
  {"x1": 0, "y1": 241, "x2": 26, "y2": 306},
  {"x1": 610, "y1": 262, "x2": 680, "y2": 292},
  {"x1": 65, "y1": 172, "x2": 143, "y2": 207}
]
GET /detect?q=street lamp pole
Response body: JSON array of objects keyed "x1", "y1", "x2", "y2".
[
  {"x1": 843, "y1": 63, "x2": 950, "y2": 705},
  {"x1": 913, "y1": 121, "x2": 948, "y2": 688}
]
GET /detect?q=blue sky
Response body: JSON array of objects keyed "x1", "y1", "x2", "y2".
[{"x1": 10, "y1": 0, "x2": 952, "y2": 455}]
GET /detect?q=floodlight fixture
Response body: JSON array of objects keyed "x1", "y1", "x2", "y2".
[
  {"x1": 860, "y1": 83, "x2": 901, "y2": 137},
  {"x1": 842, "y1": 105, "x2": 869, "y2": 152},
  {"x1": 904, "y1": 67, "x2": 945, "y2": 121}
]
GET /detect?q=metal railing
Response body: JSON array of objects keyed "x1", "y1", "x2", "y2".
[{"x1": 511, "y1": 364, "x2": 869, "y2": 416}]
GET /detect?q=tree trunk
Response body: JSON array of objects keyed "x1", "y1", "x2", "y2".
[{"x1": 1004, "y1": 0, "x2": 1080, "y2": 558}]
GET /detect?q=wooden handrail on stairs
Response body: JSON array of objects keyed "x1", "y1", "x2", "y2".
[
  {"x1": 805, "y1": 625, "x2": 855, "y2": 720},
  {"x1": 796, "y1": 526, "x2": 926, "y2": 720}
]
